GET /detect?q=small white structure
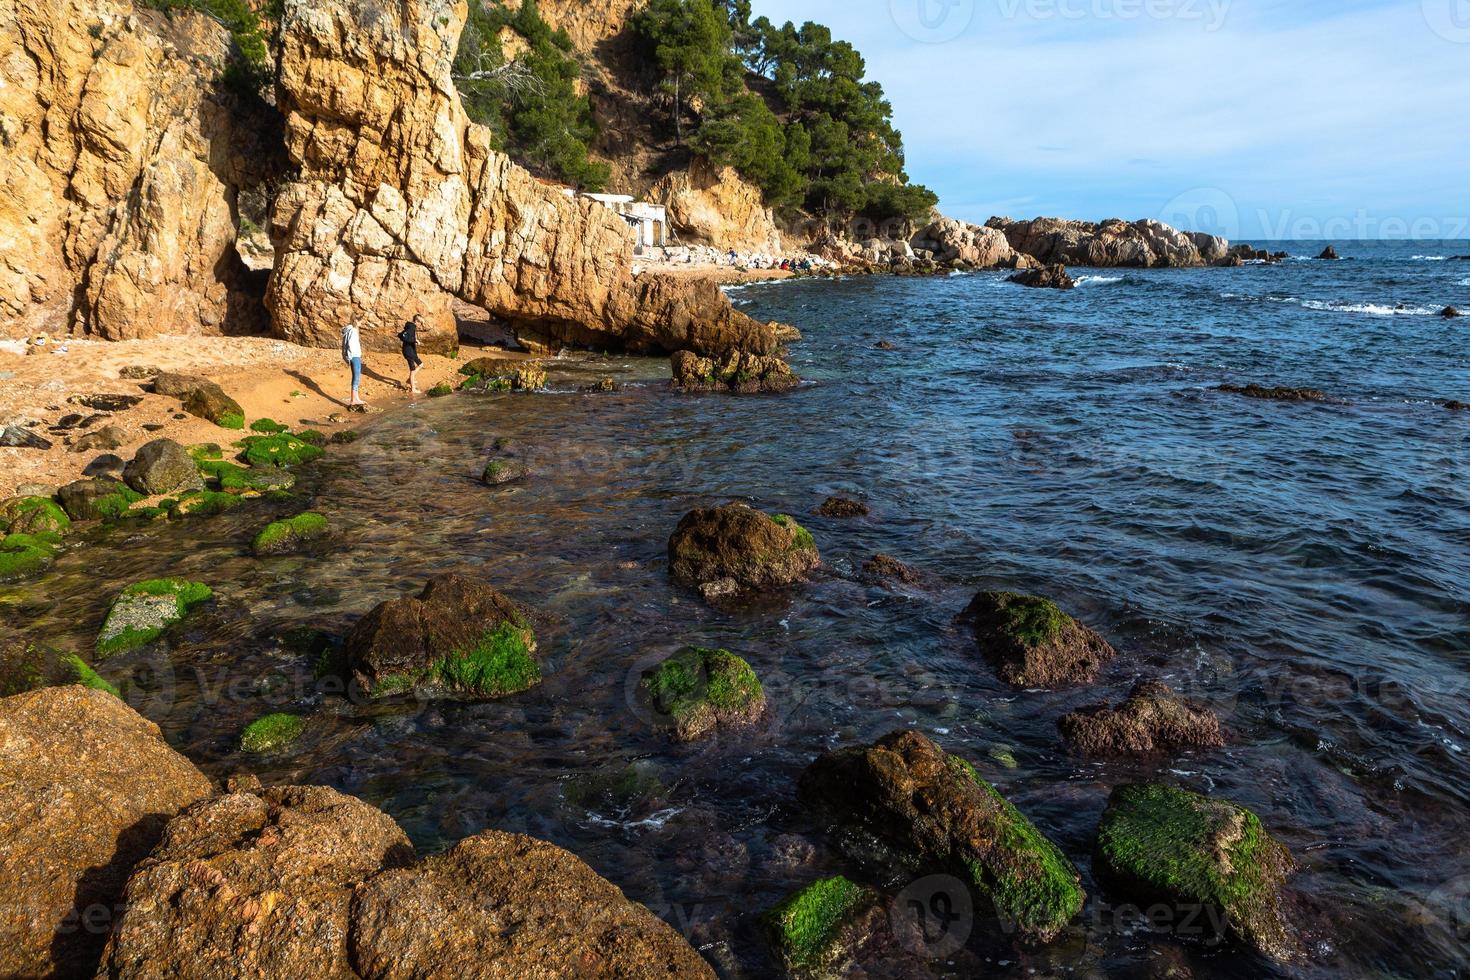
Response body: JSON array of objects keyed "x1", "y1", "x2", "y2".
[{"x1": 579, "y1": 192, "x2": 669, "y2": 252}]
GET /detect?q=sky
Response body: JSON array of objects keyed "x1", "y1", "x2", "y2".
[{"x1": 747, "y1": 0, "x2": 1470, "y2": 240}]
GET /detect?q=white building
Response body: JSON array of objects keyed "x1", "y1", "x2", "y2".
[{"x1": 578, "y1": 192, "x2": 669, "y2": 252}]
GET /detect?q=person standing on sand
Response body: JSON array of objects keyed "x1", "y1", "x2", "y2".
[
  {"x1": 341, "y1": 322, "x2": 366, "y2": 410},
  {"x1": 398, "y1": 316, "x2": 423, "y2": 394}
]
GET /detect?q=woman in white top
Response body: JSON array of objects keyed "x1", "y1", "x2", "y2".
[{"x1": 341, "y1": 323, "x2": 366, "y2": 409}]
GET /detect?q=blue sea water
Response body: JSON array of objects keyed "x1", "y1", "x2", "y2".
[{"x1": 6, "y1": 240, "x2": 1469, "y2": 977}]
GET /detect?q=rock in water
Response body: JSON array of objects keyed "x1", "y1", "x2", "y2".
[
  {"x1": 961, "y1": 591, "x2": 1116, "y2": 688},
  {"x1": 97, "y1": 579, "x2": 214, "y2": 658},
  {"x1": 123, "y1": 439, "x2": 205, "y2": 496},
  {"x1": 342, "y1": 574, "x2": 540, "y2": 699},
  {"x1": 1059, "y1": 681, "x2": 1224, "y2": 756},
  {"x1": 799, "y1": 730, "x2": 1084, "y2": 944},
  {"x1": 99, "y1": 785, "x2": 415, "y2": 978},
  {"x1": 640, "y1": 647, "x2": 766, "y2": 741},
  {"x1": 350, "y1": 830, "x2": 717, "y2": 978},
  {"x1": 1317, "y1": 245, "x2": 1340, "y2": 260},
  {"x1": 818, "y1": 495, "x2": 869, "y2": 518},
  {"x1": 1095, "y1": 784, "x2": 1299, "y2": 962},
  {"x1": 765, "y1": 876, "x2": 884, "y2": 977},
  {"x1": 251, "y1": 513, "x2": 330, "y2": 556},
  {"x1": 670, "y1": 349, "x2": 800, "y2": 393},
  {"x1": 0, "y1": 687, "x2": 212, "y2": 978},
  {"x1": 861, "y1": 553, "x2": 923, "y2": 586},
  {"x1": 1217, "y1": 383, "x2": 1329, "y2": 403},
  {"x1": 1442, "y1": 306, "x2": 1462, "y2": 318},
  {"x1": 668, "y1": 504, "x2": 820, "y2": 598},
  {"x1": 1008, "y1": 264, "x2": 1077, "y2": 290},
  {"x1": 910, "y1": 217, "x2": 1020, "y2": 268},
  {"x1": 987, "y1": 216, "x2": 1230, "y2": 267},
  {"x1": 56, "y1": 478, "x2": 143, "y2": 522},
  {"x1": 0, "y1": 496, "x2": 70, "y2": 537},
  {"x1": 482, "y1": 457, "x2": 529, "y2": 486}
]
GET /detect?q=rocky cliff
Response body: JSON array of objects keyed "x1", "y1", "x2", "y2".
[
  {"x1": 268, "y1": 0, "x2": 773, "y2": 357},
  {"x1": 988, "y1": 216, "x2": 1230, "y2": 268},
  {"x1": 0, "y1": 0, "x2": 277, "y2": 341},
  {"x1": 650, "y1": 158, "x2": 783, "y2": 254}
]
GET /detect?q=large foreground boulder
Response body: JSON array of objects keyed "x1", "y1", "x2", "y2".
[
  {"x1": 799, "y1": 730, "x2": 1084, "y2": 944},
  {"x1": 961, "y1": 591, "x2": 1116, "y2": 688},
  {"x1": 0, "y1": 686, "x2": 213, "y2": 978},
  {"x1": 342, "y1": 574, "x2": 541, "y2": 699},
  {"x1": 668, "y1": 504, "x2": 820, "y2": 599},
  {"x1": 1095, "y1": 784, "x2": 1300, "y2": 962},
  {"x1": 1059, "y1": 681, "x2": 1224, "y2": 756}
]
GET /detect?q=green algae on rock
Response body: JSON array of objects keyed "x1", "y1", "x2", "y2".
[
  {"x1": 1096, "y1": 784, "x2": 1299, "y2": 962},
  {"x1": 799, "y1": 729, "x2": 1084, "y2": 945},
  {"x1": 237, "y1": 433, "x2": 326, "y2": 468},
  {"x1": 252, "y1": 512, "x2": 330, "y2": 556},
  {"x1": 668, "y1": 502, "x2": 821, "y2": 600},
  {"x1": 249, "y1": 418, "x2": 290, "y2": 434},
  {"x1": 170, "y1": 490, "x2": 245, "y2": 517},
  {"x1": 0, "y1": 496, "x2": 71, "y2": 537},
  {"x1": 427, "y1": 381, "x2": 455, "y2": 397},
  {"x1": 61, "y1": 654, "x2": 119, "y2": 697},
  {"x1": 342, "y1": 574, "x2": 540, "y2": 700},
  {"x1": 766, "y1": 876, "x2": 882, "y2": 978},
  {"x1": 56, "y1": 478, "x2": 145, "y2": 522},
  {"x1": 0, "y1": 532, "x2": 64, "y2": 583},
  {"x1": 197, "y1": 456, "x2": 297, "y2": 494},
  {"x1": 961, "y1": 591, "x2": 1116, "y2": 688},
  {"x1": 482, "y1": 457, "x2": 528, "y2": 486},
  {"x1": 240, "y1": 713, "x2": 307, "y2": 753},
  {"x1": 641, "y1": 647, "x2": 766, "y2": 741},
  {"x1": 97, "y1": 578, "x2": 213, "y2": 659}
]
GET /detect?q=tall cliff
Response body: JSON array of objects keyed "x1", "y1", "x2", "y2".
[
  {"x1": 0, "y1": 0, "x2": 276, "y2": 340},
  {"x1": 267, "y1": 0, "x2": 773, "y2": 356}
]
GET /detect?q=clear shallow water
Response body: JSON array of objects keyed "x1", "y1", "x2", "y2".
[{"x1": 5, "y1": 241, "x2": 1470, "y2": 977}]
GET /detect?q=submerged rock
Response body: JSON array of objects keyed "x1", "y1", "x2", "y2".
[
  {"x1": 670, "y1": 349, "x2": 800, "y2": 394},
  {"x1": 961, "y1": 591, "x2": 1116, "y2": 688},
  {"x1": 0, "y1": 687, "x2": 212, "y2": 978},
  {"x1": 123, "y1": 439, "x2": 205, "y2": 496},
  {"x1": 766, "y1": 876, "x2": 884, "y2": 978},
  {"x1": 1059, "y1": 681, "x2": 1224, "y2": 756},
  {"x1": 1217, "y1": 383, "x2": 1328, "y2": 403},
  {"x1": 861, "y1": 553, "x2": 923, "y2": 586},
  {"x1": 0, "y1": 531, "x2": 64, "y2": 583},
  {"x1": 1008, "y1": 263, "x2": 1076, "y2": 290},
  {"x1": 342, "y1": 574, "x2": 540, "y2": 700},
  {"x1": 239, "y1": 712, "x2": 307, "y2": 754},
  {"x1": 668, "y1": 503, "x2": 820, "y2": 599},
  {"x1": 640, "y1": 647, "x2": 766, "y2": 741},
  {"x1": 1095, "y1": 784, "x2": 1299, "y2": 962},
  {"x1": 799, "y1": 730, "x2": 1084, "y2": 944},
  {"x1": 252, "y1": 513, "x2": 330, "y2": 556},
  {"x1": 96, "y1": 578, "x2": 213, "y2": 658},
  {"x1": 482, "y1": 457, "x2": 529, "y2": 486},
  {"x1": 818, "y1": 495, "x2": 869, "y2": 518}
]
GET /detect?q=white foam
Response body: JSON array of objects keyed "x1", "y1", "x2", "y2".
[
  {"x1": 1411, "y1": 255, "x2": 1449, "y2": 261},
  {"x1": 1074, "y1": 275, "x2": 1123, "y2": 286},
  {"x1": 1298, "y1": 299, "x2": 1438, "y2": 316},
  {"x1": 1457, "y1": 278, "x2": 1470, "y2": 287}
]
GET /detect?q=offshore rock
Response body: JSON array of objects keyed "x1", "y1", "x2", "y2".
[
  {"x1": 670, "y1": 349, "x2": 800, "y2": 394},
  {"x1": 1059, "y1": 681, "x2": 1224, "y2": 756},
  {"x1": 1009, "y1": 263, "x2": 1076, "y2": 290},
  {"x1": 988, "y1": 216, "x2": 1230, "y2": 268},
  {"x1": 668, "y1": 504, "x2": 820, "y2": 598},
  {"x1": 961, "y1": 591, "x2": 1116, "y2": 688}
]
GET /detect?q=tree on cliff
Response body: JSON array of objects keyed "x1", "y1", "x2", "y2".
[
  {"x1": 632, "y1": 0, "x2": 737, "y2": 147},
  {"x1": 454, "y1": 0, "x2": 609, "y2": 190}
]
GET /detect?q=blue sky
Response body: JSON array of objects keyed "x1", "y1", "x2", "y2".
[{"x1": 748, "y1": 0, "x2": 1470, "y2": 240}]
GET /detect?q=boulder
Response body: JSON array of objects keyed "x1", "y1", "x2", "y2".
[
  {"x1": 0, "y1": 687, "x2": 213, "y2": 978},
  {"x1": 961, "y1": 591, "x2": 1116, "y2": 688},
  {"x1": 57, "y1": 478, "x2": 143, "y2": 522},
  {"x1": 861, "y1": 554, "x2": 923, "y2": 586},
  {"x1": 987, "y1": 216, "x2": 1229, "y2": 267},
  {"x1": 1095, "y1": 784, "x2": 1299, "y2": 961},
  {"x1": 482, "y1": 457, "x2": 529, "y2": 485},
  {"x1": 1317, "y1": 245, "x2": 1340, "y2": 260},
  {"x1": 99, "y1": 785, "x2": 415, "y2": 978},
  {"x1": 668, "y1": 504, "x2": 820, "y2": 598},
  {"x1": 123, "y1": 439, "x2": 205, "y2": 496},
  {"x1": 799, "y1": 730, "x2": 1084, "y2": 944},
  {"x1": 1446, "y1": 400, "x2": 1468, "y2": 411},
  {"x1": 0, "y1": 424, "x2": 51, "y2": 449},
  {"x1": 639, "y1": 647, "x2": 766, "y2": 741},
  {"x1": 97, "y1": 579, "x2": 214, "y2": 658},
  {"x1": 1008, "y1": 264, "x2": 1076, "y2": 290},
  {"x1": 1217, "y1": 384, "x2": 1328, "y2": 403},
  {"x1": 151, "y1": 374, "x2": 245, "y2": 428},
  {"x1": 765, "y1": 876, "x2": 884, "y2": 978},
  {"x1": 251, "y1": 513, "x2": 330, "y2": 556},
  {"x1": 670, "y1": 349, "x2": 800, "y2": 394},
  {"x1": 72, "y1": 424, "x2": 128, "y2": 453},
  {"x1": 818, "y1": 495, "x2": 869, "y2": 518},
  {"x1": 1059, "y1": 681, "x2": 1224, "y2": 756},
  {"x1": 342, "y1": 574, "x2": 540, "y2": 699},
  {"x1": 910, "y1": 217, "x2": 1019, "y2": 268},
  {"x1": 0, "y1": 496, "x2": 70, "y2": 537},
  {"x1": 0, "y1": 531, "x2": 64, "y2": 583},
  {"x1": 648, "y1": 158, "x2": 783, "y2": 253},
  {"x1": 82, "y1": 453, "x2": 127, "y2": 478},
  {"x1": 1442, "y1": 306, "x2": 1462, "y2": 319}
]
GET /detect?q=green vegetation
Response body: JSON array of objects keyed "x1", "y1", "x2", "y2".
[
  {"x1": 984, "y1": 592, "x2": 1069, "y2": 648},
  {"x1": 641, "y1": 646, "x2": 763, "y2": 739},
  {"x1": 171, "y1": 490, "x2": 244, "y2": 517},
  {"x1": 240, "y1": 712, "x2": 306, "y2": 753},
  {"x1": 632, "y1": 1, "x2": 937, "y2": 223},
  {"x1": 252, "y1": 512, "x2": 329, "y2": 555},
  {"x1": 766, "y1": 876, "x2": 874, "y2": 973},
  {"x1": 0, "y1": 532, "x2": 63, "y2": 583},
  {"x1": 1, "y1": 496, "x2": 71, "y2": 537},
  {"x1": 141, "y1": 0, "x2": 279, "y2": 97},
  {"x1": 97, "y1": 578, "x2": 213, "y2": 658},
  {"x1": 196, "y1": 455, "x2": 294, "y2": 494},
  {"x1": 428, "y1": 382, "x2": 455, "y2": 398},
  {"x1": 454, "y1": 0, "x2": 609, "y2": 189},
  {"x1": 249, "y1": 418, "x2": 289, "y2": 434},
  {"x1": 947, "y1": 754, "x2": 1085, "y2": 939},
  {"x1": 217, "y1": 411, "x2": 246, "y2": 431},
  {"x1": 296, "y1": 429, "x2": 327, "y2": 447},
  {"x1": 435, "y1": 621, "x2": 541, "y2": 696},
  {"x1": 94, "y1": 484, "x2": 147, "y2": 522},
  {"x1": 238, "y1": 433, "x2": 325, "y2": 468},
  {"x1": 62, "y1": 654, "x2": 120, "y2": 697},
  {"x1": 771, "y1": 514, "x2": 816, "y2": 552}
]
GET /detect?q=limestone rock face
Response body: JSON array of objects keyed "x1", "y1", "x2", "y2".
[
  {"x1": 268, "y1": 0, "x2": 773, "y2": 359},
  {"x1": 649, "y1": 158, "x2": 784, "y2": 253},
  {"x1": 911, "y1": 217, "x2": 1020, "y2": 268},
  {"x1": 0, "y1": 0, "x2": 270, "y2": 340},
  {"x1": 536, "y1": 0, "x2": 644, "y2": 53},
  {"x1": 988, "y1": 216, "x2": 1230, "y2": 268},
  {"x1": 0, "y1": 686, "x2": 213, "y2": 978}
]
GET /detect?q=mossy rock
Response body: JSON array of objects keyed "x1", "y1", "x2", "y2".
[
  {"x1": 427, "y1": 382, "x2": 455, "y2": 398},
  {"x1": 640, "y1": 647, "x2": 766, "y2": 741},
  {"x1": 237, "y1": 433, "x2": 325, "y2": 469},
  {"x1": 56, "y1": 479, "x2": 145, "y2": 523},
  {"x1": 240, "y1": 713, "x2": 307, "y2": 754},
  {"x1": 252, "y1": 512, "x2": 330, "y2": 556},
  {"x1": 97, "y1": 578, "x2": 213, "y2": 659},
  {"x1": 249, "y1": 418, "x2": 289, "y2": 434},
  {"x1": 198, "y1": 457, "x2": 296, "y2": 494},
  {"x1": 216, "y1": 411, "x2": 246, "y2": 431},
  {"x1": 668, "y1": 503, "x2": 821, "y2": 600},
  {"x1": 170, "y1": 491, "x2": 244, "y2": 517},
  {"x1": 799, "y1": 730, "x2": 1084, "y2": 945},
  {"x1": 482, "y1": 457, "x2": 528, "y2": 486},
  {"x1": 189, "y1": 443, "x2": 224, "y2": 461},
  {"x1": 0, "y1": 496, "x2": 71, "y2": 537},
  {"x1": 296, "y1": 429, "x2": 327, "y2": 447},
  {"x1": 563, "y1": 763, "x2": 667, "y2": 814},
  {"x1": 766, "y1": 876, "x2": 881, "y2": 978},
  {"x1": 962, "y1": 591, "x2": 1116, "y2": 688},
  {"x1": 0, "y1": 532, "x2": 64, "y2": 584},
  {"x1": 61, "y1": 654, "x2": 119, "y2": 697},
  {"x1": 329, "y1": 430, "x2": 360, "y2": 445},
  {"x1": 1096, "y1": 784, "x2": 1299, "y2": 961}
]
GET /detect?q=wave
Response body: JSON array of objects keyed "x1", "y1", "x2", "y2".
[
  {"x1": 1412, "y1": 255, "x2": 1449, "y2": 262},
  {"x1": 1458, "y1": 278, "x2": 1470, "y2": 287},
  {"x1": 1298, "y1": 299, "x2": 1439, "y2": 316},
  {"x1": 1074, "y1": 275, "x2": 1123, "y2": 286}
]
